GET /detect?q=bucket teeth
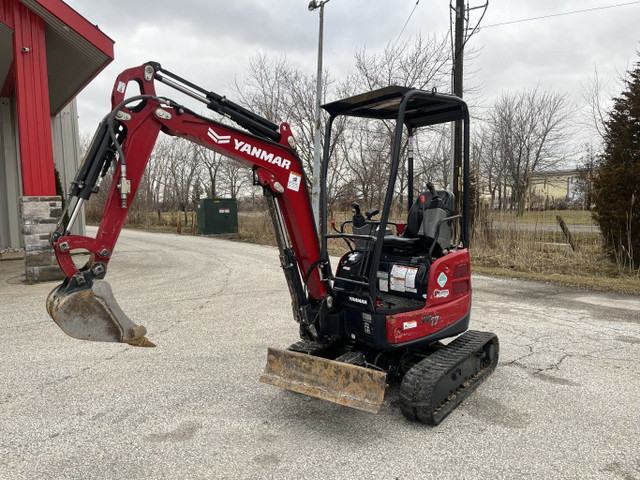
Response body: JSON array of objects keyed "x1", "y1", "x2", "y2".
[
  {"x1": 260, "y1": 348, "x2": 387, "y2": 413},
  {"x1": 47, "y1": 279, "x2": 155, "y2": 347}
]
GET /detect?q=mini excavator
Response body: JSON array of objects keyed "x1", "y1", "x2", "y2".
[{"x1": 47, "y1": 62, "x2": 498, "y2": 425}]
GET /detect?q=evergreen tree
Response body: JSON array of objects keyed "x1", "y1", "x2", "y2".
[{"x1": 592, "y1": 55, "x2": 640, "y2": 270}]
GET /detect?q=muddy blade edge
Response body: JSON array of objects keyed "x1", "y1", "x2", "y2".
[{"x1": 259, "y1": 348, "x2": 387, "y2": 413}]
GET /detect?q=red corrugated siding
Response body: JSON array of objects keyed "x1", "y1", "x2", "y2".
[
  {"x1": 13, "y1": 0, "x2": 55, "y2": 196},
  {"x1": 0, "y1": 1, "x2": 15, "y2": 28}
]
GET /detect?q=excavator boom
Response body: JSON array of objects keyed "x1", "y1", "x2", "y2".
[{"x1": 48, "y1": 62, "x2": 326, "y2": 346}]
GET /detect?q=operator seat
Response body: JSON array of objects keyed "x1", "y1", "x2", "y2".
[{"x1": 383, "y1": 187, "x2": 455, "y2": 257}]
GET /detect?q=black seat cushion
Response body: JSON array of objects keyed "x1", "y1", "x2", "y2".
[
  {"x1": 383, "y1": 236, "x2": 421, "y2": 249},
  {"x1": 382, "y1": 235, "x2": 433, "y2": 254}
]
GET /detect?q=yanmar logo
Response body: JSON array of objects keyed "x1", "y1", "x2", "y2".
[
  {"x1": 234, "y1": 139, "x2": 292, "y2": 170},
  {"x1": 206, "y1": 128, "x2": 293, "y2": 170},
  {"x1": 207, "y1": 127, "x2": 230, "y2": 144},
  {"x1": 348, "y1": 296, "x2": 367, "y2": 305}
]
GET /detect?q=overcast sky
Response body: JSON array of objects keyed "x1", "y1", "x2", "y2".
[{"x1": 65, "y1": 0, "x2": 640, "y2": 139}]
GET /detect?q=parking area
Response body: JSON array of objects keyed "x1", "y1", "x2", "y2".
[{"x1": 1, "y1": 228, "x2": 639, "y2": 479}]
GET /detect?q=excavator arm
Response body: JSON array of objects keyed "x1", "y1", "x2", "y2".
[
  {"x1": 44, "y1": 63, "x2": 498, "y2": 421},
  {"x1": 47, "y1": 62, "x2": 328, "y2": 346}
]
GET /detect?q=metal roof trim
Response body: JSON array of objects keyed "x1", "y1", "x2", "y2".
[
  {"x1": 19, "y1": 0, "x2": 114, "y2": 55},
  {"x1": 18, "y1": 0, "x2": 114, "y2": 114}
]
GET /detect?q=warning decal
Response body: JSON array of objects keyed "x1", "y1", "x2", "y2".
[
  {"x1": 405, "y1": 267, "x2": 418, "y2": 293},
  {"x1": 287, "y1": 172, "x2": 302, "y2": 192},
  {"x1": 403, "y1": 320, "x2": 417, "y2": 330},
  {"x1": 377, "y1": 271, "x2": 389, "y2": 292},
  {"x1": 390, "y1": 265, "x2": 419, "y2": 293},
  {"x1": 390, "y1": 265, "x2": 408, "y2": 292}
]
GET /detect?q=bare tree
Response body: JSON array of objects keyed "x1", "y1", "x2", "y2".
[
  {"x1": 196, "y1": 148, "x2": 225, "y2": 198},
  {"x1": 348, "y1": 33, "x2": 450, "y2": 92},
  {"x1": 233, "y1": 52, "x2": 349, "y2": 208},
  {"x1": 220, "y1": 161, "x2": 249, "y2": 199},
  {"x1": 581, "y1": 67, "x2": 609, "y2": 143},
  {"x1": 488, "y1": 87, "x2": 572, "y2": 213},
  {"x1": 337, "y1": 34, "x2": 452, "y2": 210}
]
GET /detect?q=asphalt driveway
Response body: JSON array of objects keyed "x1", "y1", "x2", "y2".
[{"x1": 0, "y1": 228, "x2": 638, "y2": 479}]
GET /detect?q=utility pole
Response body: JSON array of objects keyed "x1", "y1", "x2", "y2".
[
  {"x1": 450, "y1": 0, "x2": 488, "y2": 214},
  {"x1": 309, "y1": 0, "x2": 331, "y2": 230},
  {"x1": 452, "y1": 0, "x2": 465, "y2": 214}
]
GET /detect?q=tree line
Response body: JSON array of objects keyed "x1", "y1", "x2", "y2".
[
  {"x1": 84, "y1": 35, "x2": 638, "y2": 272},
  {"x1": 106, "y1": 34, "x2": 580, "y2": 216}
]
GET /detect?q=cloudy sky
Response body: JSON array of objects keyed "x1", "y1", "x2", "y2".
[{"x1": 65, "y1": 0, "x2": 640, "y2": 137}]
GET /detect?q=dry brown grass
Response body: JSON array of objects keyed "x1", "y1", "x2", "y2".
[
  {"x1": 470, "y1": 222, "x2": 639, "y2": 294},
  {"x1": 90, "y1": 206, "x2": 639, "y2": 295},
  {"x1": 490, "y1": 209, "x2": 595, "y2": 225}
]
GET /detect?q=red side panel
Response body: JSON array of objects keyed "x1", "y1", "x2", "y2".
[
  {"x1": 0, "y1": 0, "x2": 15, "y2": 27},
  {"x1": 386, "y1": 249, "x2": 471, "y2": 344},
  {"x1": 13, "y1": 1, "x2": 56, "y2": 196}
]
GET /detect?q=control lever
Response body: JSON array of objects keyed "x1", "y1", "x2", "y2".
[
  {"x1": 365, "y1": 208, "x2": 379, "y2": 220},
  {"x1": 352, "y1": 202, "x2": 365, "y2": 228},
  {"x1": 426, "y1": 182, "x2": 443, "y2": 209}
]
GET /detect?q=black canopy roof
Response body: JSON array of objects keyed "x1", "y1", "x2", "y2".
[{"x1": 321, "y1": 86, "x2": 467, "y2": 129}]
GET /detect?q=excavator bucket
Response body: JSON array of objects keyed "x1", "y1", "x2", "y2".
[
  {"x1": 259, "y1": 348, "x2": 387, "y2": 413},
  {"x1": 46, "y1": 279, "x2": 155, "y2": 347}
]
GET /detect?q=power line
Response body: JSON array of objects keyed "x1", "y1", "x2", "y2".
[
  {"x1": 482, "y1": 1, "x2": 640, "y2": 29},
  {"x1": 449, "y1": 1, "x2": 489, "y2": 91},
  {"x1": 395, "y1": 0, "x2": 420, "y2": 44}
]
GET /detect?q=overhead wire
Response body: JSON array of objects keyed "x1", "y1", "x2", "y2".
[
  {"x1": 481, "y1": 1, "x2": 640, "y2": 29},
  {"x1": 395, "y1": 0, "x2": 420, "y2": 44},
  {"x1": 450, "y1": 1, "x2": 489, "y2": 92}
]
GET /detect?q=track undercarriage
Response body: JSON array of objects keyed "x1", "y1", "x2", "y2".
[{"x1": 260, "y1": 330, "x2": 499, "y2": 425}]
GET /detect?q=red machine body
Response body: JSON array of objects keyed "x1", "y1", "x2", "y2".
[
  {"x1": 47, "y1": 62, "x2": 498, "y2": 425},
  {"x1": 386, "y1": 250, "x2": 471, "y2": 344}
]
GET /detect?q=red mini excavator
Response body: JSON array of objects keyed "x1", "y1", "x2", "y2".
[{"x1": 47, "y1": 62, "x2": 498, "y2": 425}]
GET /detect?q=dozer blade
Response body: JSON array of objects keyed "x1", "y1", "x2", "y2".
[
  {"x1": 46, "y1": 279, "x2": 155, "y2": 347},
  {"x1": 260, "y1": 348, "x2": 387, "y2": 413}
]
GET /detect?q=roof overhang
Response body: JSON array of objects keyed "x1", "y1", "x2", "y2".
[{"x1": 0, "y1": 0, "x2": 114, "y2": 114}]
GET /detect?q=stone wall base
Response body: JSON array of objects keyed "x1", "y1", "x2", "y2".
[{"x1": 20, "y1": 196, "x2": 65, "y2": 283}]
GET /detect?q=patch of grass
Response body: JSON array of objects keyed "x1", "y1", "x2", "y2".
[
  {"x1": 472, "y1": 265, "x2": 640, "y2": 295},
  {"x1": 488, "y1": 209, "x2": 595, "y2": 225},
  {"x1": 94, "y1": 207, "x2": 636, "y2": 295}
]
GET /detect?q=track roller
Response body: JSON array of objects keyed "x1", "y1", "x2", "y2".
[{"x1": 399, "y1": 330, "x2": 499, "y2": 425}]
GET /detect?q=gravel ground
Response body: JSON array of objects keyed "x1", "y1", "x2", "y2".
[{"x1": 0, "y1": 227, "x2": 638, "y2": 480}]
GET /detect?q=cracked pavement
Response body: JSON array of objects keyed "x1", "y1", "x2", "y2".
[{"x1": 0, "y1": 228, "x2": 639, "y2": 479}]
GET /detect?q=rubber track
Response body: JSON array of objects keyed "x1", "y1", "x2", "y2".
[{"x1": 399, "y1": 330, "x2": 499, "y2": 425}]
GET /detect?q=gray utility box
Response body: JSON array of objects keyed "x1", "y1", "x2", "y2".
[{"x1": 196, "y1": 198, "x2": 238, "y2": 235}]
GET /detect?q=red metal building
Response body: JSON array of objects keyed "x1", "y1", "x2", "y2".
[{"x1": 0, "y1": 0, "x2": 114, "y2": 280}]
